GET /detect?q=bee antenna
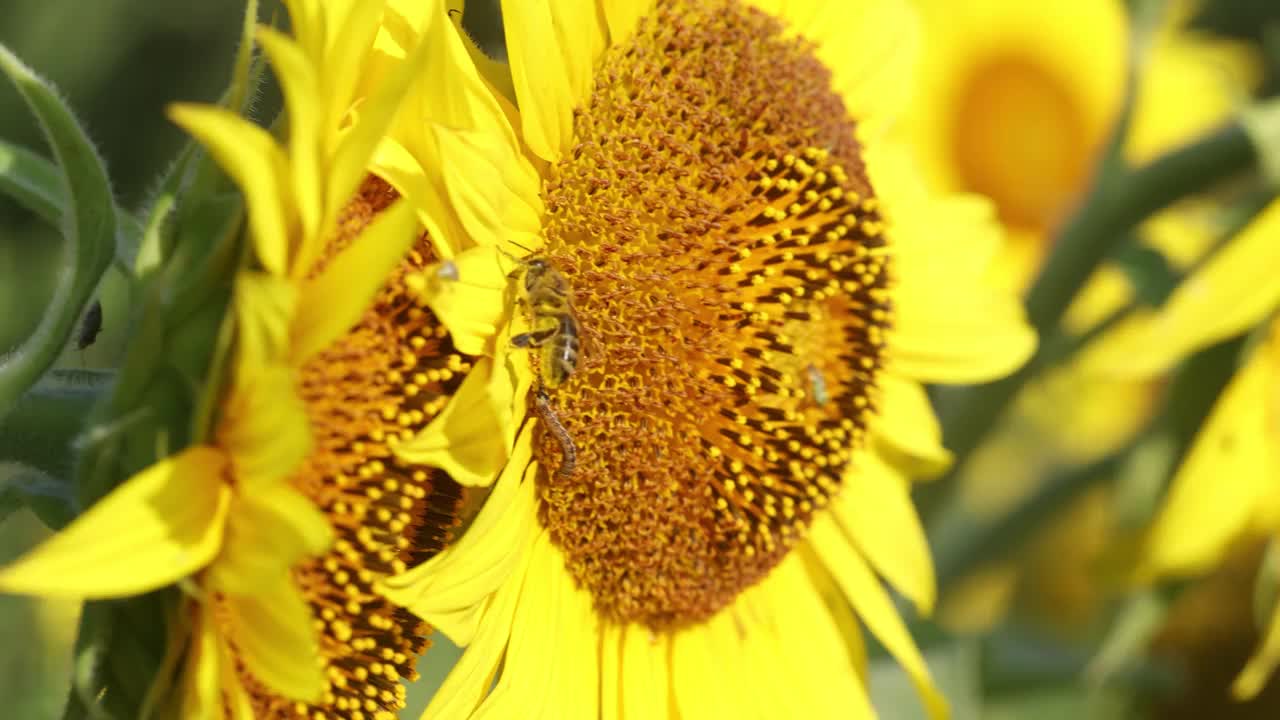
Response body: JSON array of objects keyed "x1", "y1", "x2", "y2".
[{"x1": 506, "y1": 239, "x2": 536, "y2": 255}]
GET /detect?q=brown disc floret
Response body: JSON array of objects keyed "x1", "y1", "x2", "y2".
[{"x1": 530, "y1": 0, "x2": 893, "y2": 630}]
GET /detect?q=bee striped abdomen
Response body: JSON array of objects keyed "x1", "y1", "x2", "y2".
[{"x1": 543, "y1": 313, "x2": 581, "y2": 388}]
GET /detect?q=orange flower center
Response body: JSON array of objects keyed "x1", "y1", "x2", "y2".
[
  {"x1": 951, "y1": 55, "x2": 1091, "y2": 239},
  {"x1": 527, "y1": 0, "x2": 891, "y2": 630}
]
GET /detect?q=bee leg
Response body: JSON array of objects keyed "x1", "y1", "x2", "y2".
[
  {"x1": 511, "y1": 326, "x2": 555, "y2": 348},
  {"x1": 512, "y1": 315, "x2": 559, "y2": 348}
]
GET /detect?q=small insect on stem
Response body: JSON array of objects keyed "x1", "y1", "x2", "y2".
[
  {"x1": 534, "y1": 388, "x2": 577, "y2": 480},
  {"x1": 77, "y1": 300, "x2": 103, "y2": 355}
]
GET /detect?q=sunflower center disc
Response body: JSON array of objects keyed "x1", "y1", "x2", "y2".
[
  {"x1": 238, "y1": 178, "x2": 469, "y2": 718},
  {"x1": 534, "y1": 0, "x2": 892, "y2": 630}
]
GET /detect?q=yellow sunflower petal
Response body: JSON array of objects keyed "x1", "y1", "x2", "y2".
[
  {"x1": 1129, "y1": 25, "x2": 1261, "y2": 165},
  {"x1": 549, "y1": 0, "x2": 604, "y2": 104},
  {"x1": 778, "y1": 0, "x2": 918, "y2": 136},
  {"x1": 223, "y1": 575, "x2": 325, "y2": 702},
  {"x1": 420, "y1": 554, "x2": 525, "y2": 720},
  {"x1": 1092, "y1": 200, "x2": 1280, "y2": 377},
  {"x1": 214, "y1": 625, "x2": 258, "y2": 720},
  {"x1": 418, "y1": 0, "x2": 515, "y2": 138},
  {"x1": 206, "y1": 485, "x2": 332, "y2": 596},
  {"x1": 1236, "y1": 597, "x2": 1280, "y2": 699},
  {"x1": 374, "y1": 136, "x2": 464, "y2": 257},
  {"x1": 890, "y1": 279, "x2": 1036, "y2": 384},
  {"x1": 258, "y1": 27, "x2": 324, "y2": 248},
  {"x1": 231, "y1": 271, "x2": 295, "y2": 372},
  {"x1": 871, "y1": 143, "x2": 1035, "y2": 384},
  {"x1": 394, "y1": 356, "x2": 514, "y2": 486},
  {"x1": 499, "y1": 0, "x2": 578, "y2": 161},
  {"x1": 766, "y1": 555, "x2": 876, "y2": 719},
  {"x1": 733, "y1": 590, "x2": 795, "y2": 715},
  {"x1": 383, "y1": 435, "x2": 536, "y2": 642},
  {"x1": 322, "y1": 11, "x2": 437, "y2": 252},
  {"x1": 420, "y1": 245, "x2": 511, "y2": 357},
  {"x1": 801, "y1": 547, "x2": 870, "y2": 678},
  {"x1": 167, "y1": 105, "x2": 292, "y2": 275},
  {"x1": 177, "y1": 602, "x2": 222, "y2": 720},
  {"x1": 599, "y1": 623, "x2": 624, "y2": 720},
  {"x1": 0, "y1": 447, "x2": 231, "y2": 598},
  {"x1": 874, "y1": 374, "x2": 952, "y2": 475},
  {"x1": 620, "y1": 621, "x2": 670, "y2": 719},
  {"x1": 217, "y1": 365, "x2": 311, "y2": 487},
  {"x1": 811, "y1": 514, "x2": 948, "y2": 720},
  {"x1": 553, "y1": 567, "x2": 600, "y2": 720},
  {"x1": 893, "y1": 242, "x2": 1035, "y2": 383},
  {"x1": 376, "y1": 0, "x2": 523, "y2": 251},
  {"x1": 671, "y1": 613, "x2": 747, "y2": 720},
  {"x1": 435, "y1": 125, "x2": 544, "y2": 250},
  {"x1": 292, "y1": 200, "x2": 420, "y2": 362},
  {"x1": 832, "y1": 451, "x2": 937, "y2": 614},
  {"x1": 469, "y1": 529, "x2": 562, "y2": 718},
  {"x1": 1140, "y1": 346, "x2": 1274, "y2": 578},
  {"x1": 602, "y1": 0, "x2": 647, "y2": 44}
]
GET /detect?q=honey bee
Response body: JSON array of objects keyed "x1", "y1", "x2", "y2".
[{"x1": 507, "y1": 253, "x2": 581, "y2": 388}]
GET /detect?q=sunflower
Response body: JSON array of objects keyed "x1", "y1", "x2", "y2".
[
  {"x1": 900, "y1": 0, "x2": 1258, "y2": 290},
  {"x1": 902, "y1": 0, "x2": 1258, "y2": 635},
  {"x1": 0, "y1": 2, "x2": 497, "y2": 717},
  {"x1": 1095, "y1": 199, "x2": 1280, "y2": 698},
  {"x1": 370, "y1": 1, "x2": 1034, "y2": 717}
]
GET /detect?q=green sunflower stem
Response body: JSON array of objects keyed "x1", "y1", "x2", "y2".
[{"x1": 921, "y1": 122, "x2": 1258, "y2": 524}]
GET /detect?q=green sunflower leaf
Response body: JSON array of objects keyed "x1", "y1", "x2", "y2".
[
  {"x1": 0, "y1": 136, "x2": 63, "y2": 225},
  {"x1": 0, "y1": 44, "x2": 116, "y2": 420}
]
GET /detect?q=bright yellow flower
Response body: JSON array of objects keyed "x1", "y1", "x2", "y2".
[
  {"x1": 900, "y1": 0, "x2": 1258, "y2": 289},
  {"x1": 0, "y1": 2, "x2": 485, "y2": 717},
  {"x1": 1101, "y1": 199, "x2": 1280, "y2": 698},
  {"x1": 370, "y1": 1, "x2": 1034, "y2": 717}
]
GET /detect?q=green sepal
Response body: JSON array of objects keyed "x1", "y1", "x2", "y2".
[
  {"x1": 163, "y1": 192, "x2": 244, "y2": 324},
  {"x1": 62, "y1": 591, "x2": 178, "y2": 720},
  {"x1": 0, "y1": 44, "x2": 116, "y2": 419}
]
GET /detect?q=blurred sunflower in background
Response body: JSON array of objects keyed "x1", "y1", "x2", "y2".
[
  {"x1": 903, "y1": 0, "x2": 1263, "y2": 634},
  {"x1": 1100, "y1": 199, "x2": 1280, "y2": 700},
  {"x1": 369, "y1": 0, "x2": 1034, "y2": 717},
  {"x1": 0, "y1": 1, "x2": 488, "y2": 717},
  {"x1": 902, "y1": 0, "x2": 1258, "y2": 290}
]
